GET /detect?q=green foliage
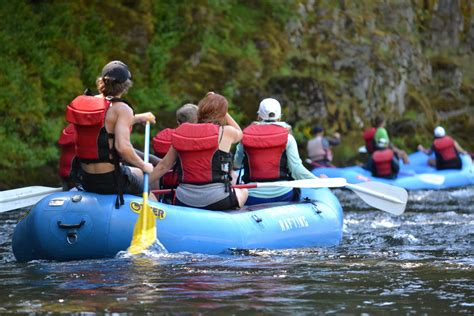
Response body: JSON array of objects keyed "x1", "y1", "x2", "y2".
[{"x1": 0, "y1": 0, "x2": 473, "y2": 188}]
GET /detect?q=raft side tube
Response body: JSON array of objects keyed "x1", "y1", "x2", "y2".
[{"x1": 12, "y1": 188, "x2": 343, "y2": 261}]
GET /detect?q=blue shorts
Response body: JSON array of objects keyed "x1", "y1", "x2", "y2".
[
  {"x1": 175, "y1": 189, "x2": 239, "y2": 211},
  {"x1": 245, "y1": 189, "x2": 299, "y2": 206}
]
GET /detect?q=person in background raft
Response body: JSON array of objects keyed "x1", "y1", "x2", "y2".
[
  {"x1": 306, "y1": 125, "x2": 341, "y2": 168},
  {"x1": 364, "y1": 113, "x2": 409, "y2": 164},
  {"x1": 417, "y1": 126, "x2": 467, "y2": 170},
  {"x1": 152, "y1": 103, "x2": 198, "y2": 190},
  {"x1": 365, "y1": 138, "x2": 400, "y2": 179},
  {"x1": 150, "y1": 92, "x2": 248, "y2": 210},
  {"x1": 65, "y1": 60, "x2": 155, "y2": 207},
  {"x1": 233, "y1": 98, "x2": 320, "y2": 205}
]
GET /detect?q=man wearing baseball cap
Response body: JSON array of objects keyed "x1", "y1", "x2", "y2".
[{"x1": 234, "y1": 98, "x2": 320, "y2": 205}]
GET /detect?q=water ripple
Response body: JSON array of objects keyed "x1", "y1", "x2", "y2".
[{"x1": 0, "y1": 188, "x2": 473, "y2": 313}]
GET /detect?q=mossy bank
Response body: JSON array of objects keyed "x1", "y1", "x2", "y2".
[{"x1": 1, "y1": 0, "x2": 473, "y2": 189}]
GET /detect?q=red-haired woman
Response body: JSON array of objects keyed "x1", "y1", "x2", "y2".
[{"x1": 150, "y1": 92, "x2": 248, "y2": 210}]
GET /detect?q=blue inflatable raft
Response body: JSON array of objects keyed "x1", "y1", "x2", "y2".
[
  {"x1": 12, "y1": 188, "x2": 343, "y2": 262},
  {"x1": 312, "y1": 151, "x2": 474, "y2": 190}
]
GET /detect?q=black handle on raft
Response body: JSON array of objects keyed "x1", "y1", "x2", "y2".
[
  {"x1": 251, "y1": 214, "x2": 263, "y2": 223},
  {"x1": 57, "y1": 219, "x2": 85, "y2": 229}
]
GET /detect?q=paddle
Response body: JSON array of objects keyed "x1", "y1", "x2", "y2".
[
  {"x1": 344, "y1": 182, "x2": 407, "y2": 215},
  {"x1": 152, "y1": 178, "x2": 347, "y2": 195},
  {"x1": 127, "y1": 121, "x2": 157, "y2": 255},
  {"x1": 152, "y1": 177, "x2": 408, "y2": 216},
  {"x1": 0, "y1": 186, "x2": 62, "y2": 213},
  {"x1": 399, "y1": 171, "x2": 446, "y2": 185},
  {"x1": 235, "y1": 178, "x2": 347, "y2": 189}
]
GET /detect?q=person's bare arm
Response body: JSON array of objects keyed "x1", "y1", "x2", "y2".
[
  {"x1": 132, "y1": 112, "x2": 158, "y2": 164},
  {"x1": 454, "y1": 141, "x2": 467, "y2": 154},
  {"x1": 133, "y1": 112, "x2": 156, "y2": 125},
  {"x1": 224, "y1": 113, "x2": 242, "y2": 143},
  {"x1": 149, "y1": 147, "x2": 177, "y2": 183},
  {"x1": 114, "y1": 105, "x2": 153, "y2": 173},
  {"x1": 135, "y1": 149, "x2": 161, "y2": 166},
  {"x1": 417, "y1": 144, "x2": 432, "y2": 155}
]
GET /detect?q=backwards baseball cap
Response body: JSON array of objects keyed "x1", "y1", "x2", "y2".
[
  {"x1": 434, "y1": 126, "x2": 445, "y2": 138},
  {"x1": 101, "y1": 60, "x2": 131, "y2": 83},
  {"x1": 258, "y1": 98, "x2": 281, "y2": 121},
  {"x1": 377, "y1": 137, "x2": 389, "y2": 148}
]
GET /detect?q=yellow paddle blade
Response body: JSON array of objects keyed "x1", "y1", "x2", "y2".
[{"x1": 127, "y1": 193, "x2": 157, "y2": 255}]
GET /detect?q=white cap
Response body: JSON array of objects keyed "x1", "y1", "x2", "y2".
[
  {"x1": 377, "y1": 138, "x2": 389, "y2": 148},
  {"x1": 258, "y1": 98, "x2": 281, "y2": 121},
  {"x1": 434, "y1": 126, "x2": 445, "y2": 138}
]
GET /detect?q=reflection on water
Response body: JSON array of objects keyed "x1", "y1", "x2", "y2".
[{"x1": 0, "y1": 188, "x2": 473, "y2": 314}]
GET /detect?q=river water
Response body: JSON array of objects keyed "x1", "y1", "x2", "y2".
[{"x1": 0, "y1": 188, "x2": 472, "y2": 314}]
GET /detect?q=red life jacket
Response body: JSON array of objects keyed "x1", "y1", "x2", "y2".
[
  {"x1": 433, "y1": 136, "x2": 458, "y2": 161},
  {"x1": 363, "y1": 127, "x2": 376, "y2": 154},
  {"x1": 65, "y1": 95, "x2": 114, "y2": 162},
  {"x1": 57, "y1": 124, "x2": 76, "y2": 178},
  {"x1": 152, "y1": 128, "x2": 175, "y2": 158},
  {"x1": 172, "y1": 123, "x2": 232, "y2": 185},
  {"x1": 241, "y1": 124, "x2": 290, "y2": 182},
  {"x1": 152, "y1": 128, "x2": 178, "y2": 188},
  {"x1": 372, "y1": 149, "x2": 394, "y2": 177}
]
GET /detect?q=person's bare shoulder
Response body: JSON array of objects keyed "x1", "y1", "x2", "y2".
[
  {"x1": 107, "y1": 102, "x2": 134, "y2": 127},
  {"x1": 110, "y1": 102, "x2": 134, "y2": 120},
  {"x1": 224, "y1": 125, "x2": 242, "y2": 142},
  {"x1": 113, "y1": 101, "x2": 133, "y2": 113}
]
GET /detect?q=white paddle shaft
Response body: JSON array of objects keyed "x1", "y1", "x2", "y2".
[
  {"x1": 0, "y1": 186, "x2": 62, "y2": 212},
  {"x1": 346, "y1": 183, "x2": 404, "y2": 204}
]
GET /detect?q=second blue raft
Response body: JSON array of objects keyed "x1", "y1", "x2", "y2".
[{"x1": 312, "y1": 151, "x2": 474, "y2": 190}]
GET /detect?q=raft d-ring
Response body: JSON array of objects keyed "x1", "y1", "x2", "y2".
[
  {"x1": 251, "y1": 214, "x2": 263, "y2": 223},
  {"x1": 311, "y1": 202, "x2": 322, "y2": 214},
  {"x1": 66, "y1": 232, "x2": 78, "y2": 245}
]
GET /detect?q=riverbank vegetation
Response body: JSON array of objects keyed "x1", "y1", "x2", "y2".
[{"x1": 1, "y1": 0, "x2": 473, "y2": 189}]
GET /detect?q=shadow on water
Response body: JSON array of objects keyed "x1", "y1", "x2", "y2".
[{"x1": 0, "y1": 187, "x2": 473, "y2": 314}]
